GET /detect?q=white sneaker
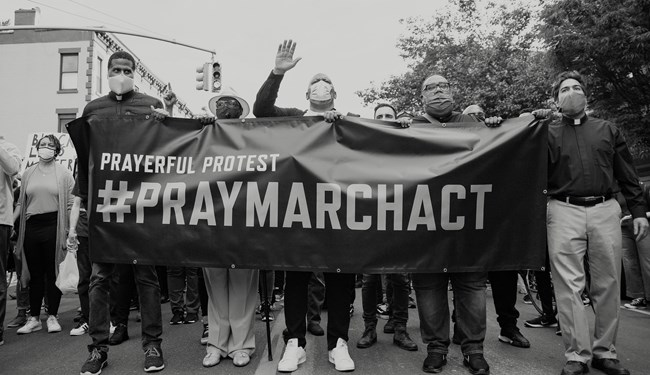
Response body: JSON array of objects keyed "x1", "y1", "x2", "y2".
[
  {"x1": 17, "y1": 317, "x2": 42, "y2": 334},
  {"x1": 278, "y1": 338, "x2": 306, "y2": 372},
  {"x1": 70, "y1": 322, "x2": 89, "y2": 336},
  {"x1": 110, "y1": 322, "x2": 116, "y2": 335},
  {"x1": 328, "y1": 338, "x2": 355, "y2": 372},
  {"x1": 46, "y1": 315, "x2": 61, "y2": 333}
]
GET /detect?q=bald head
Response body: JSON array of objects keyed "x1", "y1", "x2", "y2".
[
  {"x1": 306, "y1": 72, "x2": 336, "y2": 111},
  {"x1": 463, "y1": 104, "x2": 485, "y2": 121}
]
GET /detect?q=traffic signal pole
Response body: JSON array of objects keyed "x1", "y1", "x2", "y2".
[{"x1": 0, "y1": 25, "x2": 216, "y2": 56}]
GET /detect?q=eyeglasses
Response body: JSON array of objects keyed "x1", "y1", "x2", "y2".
[
  {"x1": 423, "y1": 82, "x2": 451, "y2": 92},
  {"x1": 215, "y1": 99, "x2": 241, "y2": 109}
]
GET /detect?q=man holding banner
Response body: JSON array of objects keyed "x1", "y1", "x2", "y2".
[
  {"x1": 253, "y1": 40, "x2": 356, "y2": 373},
  {"x1": 78, "y1": 51, "x2": 168, "y2": 375},
  {"x1": 411, "y1": 74, "x2": 492, "y2": 375}
]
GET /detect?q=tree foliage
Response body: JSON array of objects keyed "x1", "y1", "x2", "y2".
[
  {"x1": 539, "y1": 0, "x2": 650, "y2": 158},
  {"x1": 357, "y1": 0, "x2": 553, "y2": 118}
]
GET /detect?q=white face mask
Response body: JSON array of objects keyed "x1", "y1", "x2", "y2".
[
  {"x1": 108, "y1": 74, "x2": 134, "y2": 95},
  {"x1": 38, "y1": 147, "x2": 56, "y2": 161},
  {"x1": 309, "y1": 81, "x2": 333, "y2": 102}
]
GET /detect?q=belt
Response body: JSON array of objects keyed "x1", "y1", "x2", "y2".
[{"x1": 552, "y1": 194, "x2": 612, "y2": 207}]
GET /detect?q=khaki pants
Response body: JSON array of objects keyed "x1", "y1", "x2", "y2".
[
  {"x1": 203, "y1": 268, "x2": 258, "y2": 357},
  {"x1": 547, "y1": 198, "x2": 622, "y2": 363}
]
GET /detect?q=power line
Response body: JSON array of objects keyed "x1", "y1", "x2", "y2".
[
  {"x1": 65, "y1": 0, "x2": 166, "y2": 38},
  {"x1": 26, "y1": 0, "x2": 151, "y2": 35}
]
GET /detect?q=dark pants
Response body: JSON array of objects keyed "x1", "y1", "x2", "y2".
[
  {"x1": 167, "y1": 266, "x2": 199, "y2": 315},
  {"x1": 535, "y1": 254, "x2": 555, "y2": 317},
  {"x1": 285, "y1": 271, "x2": 355, "y2": 350},
  {"x1": 488, "y1": 270, "x2": 520, "y2": 330},
  {"x1": 198, "y1": 268, "x2": 208, "y2": 318},
  {"x1": 23, "y1": 213, "x2": 61, "y2": 316},
  {"x1": 0, "y1": 225, "x2": 10, "y2": 335},
  {"x1": 112, "y1": 264, "x2": 137, "y2": 325},
  {"x1": 413, "y1": 272, "x2": 487, "y2": 356},
  {"x1": 88, "y1": 262, "x2": 162, "y2": 352},
  {"x1": 362, "y1": 273, "x2": 409, "y2": 328},
  {"x1": 307, "y1": 272, "x2": 325, "y2": 324},
  {"x1": 76, "y1": 236, "x2": 91, "y2": 323},
  {"x1": 12, "y1": 249, "x2": 29, "y2": 311}
]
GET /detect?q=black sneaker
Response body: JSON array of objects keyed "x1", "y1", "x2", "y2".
[
  {"x1": 498, "y1": 328, "x2": 530, "y2": 348},
  {"x1": 80, "y1": 348, "x2": 108, "y2": 375},
  {"x1": 200, "y1": 323, "x2": 209, "y2": 345},
  {"x1": 7, "y1": 310, "x2": 27, "y2": 328},
  {"x1": 169, "y1": 311, "x2": 184, "y2": 325},
  {"x1": 524, "y1": 315, "x2": 558, "y2": 328},
  {"x1": 109, "y1": 323, "x2": 129, "y2": 346},
  {"x1": 184, "y1": 312, "x2": 198, "y2": 324},
  {"x1": 423, "y1": 352, "x2": 446, "y2": 373},
  {"x1": 144, "y1": 346, "x2": 165, "y2": 372},
  {"x1": 463, "y1": 354, "x2": 490, "y2": 375}
]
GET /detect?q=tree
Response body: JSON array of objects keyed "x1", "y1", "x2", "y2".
[
  {"x1": 357, "y1": 0, "x2": 553, "y2": 119},
  {"x1": 539, "y1": 0, "x2": 650, "y2": 158}
]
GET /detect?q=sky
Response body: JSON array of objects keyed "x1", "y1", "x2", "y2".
[{"x1": 0, "y1": 0, "x2": 454, "y2": 118}]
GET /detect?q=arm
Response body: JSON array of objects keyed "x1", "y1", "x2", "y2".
[
  {"x1": 253, "y1": 40, "x2": 305, "y2": 118},
  {"x1": 67, "y1": 196, "x2": 81, "y2": 246},
  {"x1": 0, "y1": 140, "x2": 21, "y2": 176}
]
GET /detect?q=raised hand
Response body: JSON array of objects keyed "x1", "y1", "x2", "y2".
[{"x1": 273, "y1": 39, "x2": 302, "y2": 75}]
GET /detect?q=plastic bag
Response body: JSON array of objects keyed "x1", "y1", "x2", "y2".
[{"x1": 56, "y1": 247, "x2": 79, "y2": 294}]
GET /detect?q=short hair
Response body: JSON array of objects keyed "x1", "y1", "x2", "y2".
[
  {"x1": 108, "y1": 51, "x2": 136, "y2": 71},
  {"x1": 374, "y1": 103, "x2": 397, "y2": 117},
  {"x1": 37, "y1": 134, "x2": 62, "y2": 156},
  {"x1": 551, "y1": 71, "x2": 588, "y2": 100},
  {"x1": 396, "y1": 111, "x2": 414, "y2": 119}
]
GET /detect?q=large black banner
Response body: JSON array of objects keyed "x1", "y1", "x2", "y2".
[{"x1": 68, "y1": 115, "x2": 547, "y2": 273}]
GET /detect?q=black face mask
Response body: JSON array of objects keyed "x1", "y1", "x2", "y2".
[{"x1": 215, "y1": 107, "x2": 243, "y2": 119}]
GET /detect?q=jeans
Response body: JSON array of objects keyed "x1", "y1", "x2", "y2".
[
  {"x1": 167, "y1": 266, "x2": 199, "y2": 315},
  {"x1": 621, "y1": 221, "x2": 650, "y2": 300},
  {"x1": 88, "y1": 262, "x2": 162, "y2": 352},
  {"x1": 0, "y1": 225, "x2": 10, "y2": 336},
  {"x1": 362, "y1": 273, "x2": 409, "y2": 328},
  {"x1": 488, "y1": 270, "x2": 520, "y2": 330},
  {"x1": 76, "y1": 236, "x2": 91, "y2": 323},
  {"x1": 413, "y1": 272, "x2": 487, "y2": 355},
  {"x1": 285, "y1": 271, "x2": 355, "y2": 350}
]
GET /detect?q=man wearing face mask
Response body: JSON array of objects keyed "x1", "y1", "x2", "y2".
[
  {"x1": 253, "y1": 40, "x2": 356, "y2": 373},
  {"x1": 78, "y1": 51, "x2": 169, "y2": 375},
  {"x1": 410, "y1": 74, "x2": 492, "y2": 375},
  {"x1": 534, "y1": 71, "x2": 648, "y2": 375}
]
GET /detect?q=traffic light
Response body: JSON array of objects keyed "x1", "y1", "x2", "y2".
[
  {"x1": 195, "y1": 62, "x2": 212, "y2": 91},
  {"x1": 211, "y1": 62, "x2": 221, "y2": 92}
]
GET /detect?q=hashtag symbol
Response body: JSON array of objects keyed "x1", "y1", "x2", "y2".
[{"x1": 96, "y1": 180, "x2": 134, "y2": 223}]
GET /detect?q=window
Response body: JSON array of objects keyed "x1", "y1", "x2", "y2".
[
  {"x1": 59, "y1": 53, "x2": 78, "y2": 91},
  {"x1": 57, "y1": 109, "x2": 78, "y2": 133},
  {"x1": 96, "y1": 56, "x2": 103, "y2": 94}
]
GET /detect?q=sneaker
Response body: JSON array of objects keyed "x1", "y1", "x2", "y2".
[
  {"x1": 581, "y1": 293, "x2": 591, "y2": 305},
  {"x1": 184, "y1": 312, "x2": 199, "y2": 324},
  {"x1": 498, "y1": 328, "x2": 530, "y2": 348},
  {"x1": 524, "y1": 315, "x2": 558, "y2": 328},
  {"x1": 463, "y1": 354, "x2": 490, "y2": 375},
  {"x1": 70, "y1": 322, "x2": 89, "y2": 336},
  {"x1": 200, "y1": 323, "x2": 209, "y2": 345},
  {"x1": 624, "y1": 298, "x2": 647, "y2": 309},
  {"x1": 522, "y1": 294, "x2": 532, "y2": 304},
  {"x1": 109, "y1": 322, "x2": 116, "y2": 335},
  {"x1": 408, "y1": 296, "x2": 417, "y2": 309},
  {"x1": 169, "y1": 311, "x2": 184, "y2": 325},
  {"x1": 80, "y1": 348, "x2": 108, "y2": 375},
  {"x1": 349, "y1": 303, "x2": 354, "y2": 317},
  {"x1": 143, "y1": 346, "x2": 165, "y2": 372},
  {"x1": 202, "y1": 344, "x2": 221, "y2": 367},
  {"x1": 7, "y1": 309, "x2": 28, "y2": 328},
  {"x1": 376, "y1": 303, "x2": 389, "y2": 319},
  {"x1": 328, "y1": 338, "x2": 355, "y2": 372},
  {"x1": 232, "y1": 350, "x2": 250, "y2": 367},
  {"x1": 17, "y1": 316, "x2": 42, "y2": 334},
  {"x1": 261, "y1": 313, "x2": 274, "y2": 322},
  {"x1": 423, "y1": 352, "x2": 446, "y2": 373},
  {"x1": 47, "y1": 315, "x2": 62, "y2": 333},
  {"x1": 278, "y1": 338, "x2": 306, "y2": 372},
  {"x1": 109, "y1": 323, "x2": 129, "y2": 345}
]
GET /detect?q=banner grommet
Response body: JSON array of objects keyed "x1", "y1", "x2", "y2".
[
  {"x1": 443, "y1": 268, "x2": 447, "y2": 272},
  {"x1": 231, "y1": 264, "x2": 236, "y2": 269},
  {"x1": 336, "y1": 268, "x2": 341, "y2": 273},
  {"x1": 133, "y1": 260, "x2": 137, "y2": 264}
]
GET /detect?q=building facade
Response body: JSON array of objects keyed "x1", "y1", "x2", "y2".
[{"x1": 0, "y1": 8, "x2": 194, "y2": 154}]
